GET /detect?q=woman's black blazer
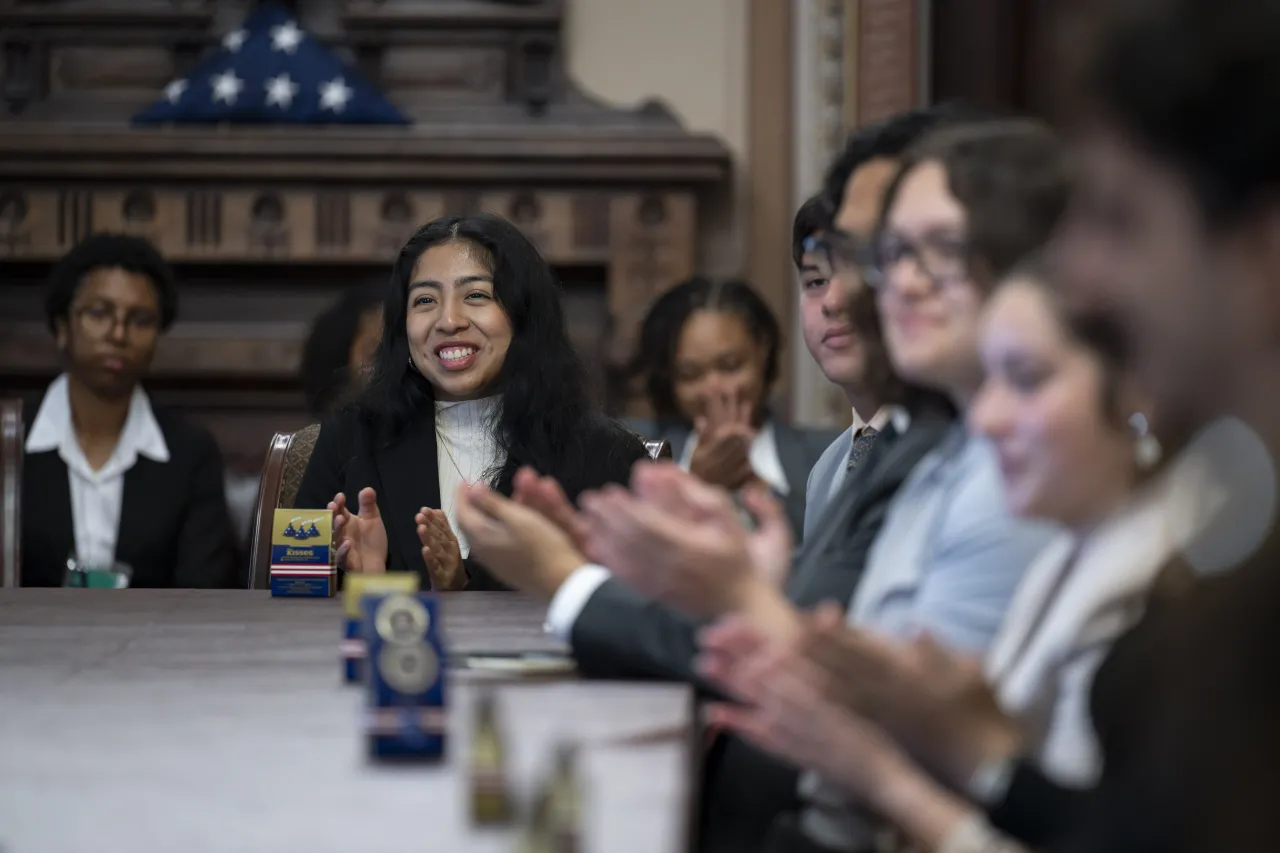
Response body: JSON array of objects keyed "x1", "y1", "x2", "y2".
[{"x1": 294, "y1": 405, "x2": 648, "y2": 590}]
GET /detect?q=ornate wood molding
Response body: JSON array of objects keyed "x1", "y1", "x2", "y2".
[
  {"x1": 854, "y1": 0, "x2": 920, "y2": 124},
  {"x1": 606, "y1": 191, "x2": 697, "y2": 356},
  {"x1": 0, "y1": 187, "x2": 699, "y2": 266},
  {"x1": 748, "y1": 0, "x2": 796, "y2": 414},
  {"x1": 0, "y1": 128, "x2": 729, "y2": 183}
]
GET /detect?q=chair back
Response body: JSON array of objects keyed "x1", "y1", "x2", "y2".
[
  {"x1": 0, "y1": 400, "x2": 22, "y2": 588},
  {"x1": 247, "y1": 424, "x2": 321, "y2": 590},
  {"x1": 644, "y1": 439, "x2": 672, "y2": 461}
]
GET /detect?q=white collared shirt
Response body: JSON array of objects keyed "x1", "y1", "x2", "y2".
[
  {"x1": 825, "y1": 405, "x2": 912, "y2": 502},
  {"x1": 25, "y1": 374, "x2": 169, "y2": 568},
  {"x1": 434, "y1": 396, "x2": 504, "y2": 559},
  {"x1": 852, "y1": 404, "x2": 908, "y2": 437},
  {"x1": 677, "y1": 420, "x2": 791, "y2": 495}
]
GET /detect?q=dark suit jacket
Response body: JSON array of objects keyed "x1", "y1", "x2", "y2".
[
  {"x1": 294, "y1": 406, "x2": 648, "y2": 590},
  {"x1": 21, "y1": 401, "x2": 240, "y2": 589},
  {"x1": 627, "y1": 418, "x2": 842, "y2": 542},
  {"x1": 571, "y1": 412, "x2": 954, "y2": 853}
]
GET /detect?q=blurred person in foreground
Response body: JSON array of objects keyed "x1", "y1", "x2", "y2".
[
  {"x1": 673, "y1": 3, "x2": 1280, "y2": 853},
  {"x1": 22, "y1": 233, "x2": 239, "y2": 588},
  {"x1": 695, "y1": 258, "x2": 1198, "y2": 853}
]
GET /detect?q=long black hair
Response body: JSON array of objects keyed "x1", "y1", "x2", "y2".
[
  {"x1": 622, "y1": 276, "x2": 782, "y2": 425},
  {"x1": 358, "y1": 213, "x2": 614, "y2": 495},
  {"x1": 300, "y1": 284, "x2": 383, "y2": 417}
]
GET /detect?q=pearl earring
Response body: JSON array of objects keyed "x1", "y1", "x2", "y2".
[{"x1": 1129, "y1": 412, "x2": 1162, "y2": 470}]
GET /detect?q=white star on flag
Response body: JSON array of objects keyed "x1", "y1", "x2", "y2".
[
  {"x1": 318, "y1": 77, "x2": 353, "y2": 113},
  {"x1": 223, "y1": 28, "x2": 248, "y2": 53},
  {"x1": 264, "y1": 73, "x2": 299, "y2": 109},
  {"x1": 210, "y1": 70, "x2": 244, "y2": 105},
  {"x1": 164, "y1": 79, "x2": 187, "y2": 104},
  {"x1": 270, "y1": 20, "x2": 304, "y2": 54}
]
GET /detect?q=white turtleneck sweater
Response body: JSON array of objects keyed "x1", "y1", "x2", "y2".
[{"x1": 434, "y1": 396, "x2": 504, "y2": 558}]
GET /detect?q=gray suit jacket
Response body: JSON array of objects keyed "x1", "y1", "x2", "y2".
[
  {"x1": 627, "y1": 418, "x2": 841, "y2": 541},
  {"x1": 802, "y1": 425, "x2": 854, "y2": 542}
]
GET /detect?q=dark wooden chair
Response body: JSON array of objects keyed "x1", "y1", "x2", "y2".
[
  {"x1": 643, "y1": 439, "x2": 673, "y2": 461},
  {"x1": 247, "y1": 423, "x2": 321, "y2": 590},
  {"x1": 1, "y1": 399, "x2": 23, "y2": 588}
]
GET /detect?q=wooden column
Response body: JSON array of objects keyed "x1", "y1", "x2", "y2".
[
  {"x1": 854, "y1": 0, "x2": 922, "y2": 125},
  {"x1": 789, "y1": 0, "x2": 925, "y2": 425},
  {"x1": 747, "y1": 0, "x2": 796, "y2": 411}
]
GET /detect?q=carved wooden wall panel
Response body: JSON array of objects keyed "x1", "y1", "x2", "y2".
[
  {"x1": 0, "y1": 322, "x2": 306, "y2": 381},
  {"x1": 0, "y1": 187, "x2": 695, "y2": 269},
  {"x1": 855, "y1": 0, "x2": 919, "y2": 124},
  {"x1": 380, "y1": 46, "x2": 507, "y2": 107},
  {"x1": 51, "y1": 45, "x2": 175, "y2": 92},
  {"x1": 607, "y1": 192, "x2": 697, "y2": 356},
  {"x1": 0, "y1": 0, "x2": 729, "y2": 480}
]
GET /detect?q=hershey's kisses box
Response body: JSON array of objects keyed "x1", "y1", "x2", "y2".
[
  {"x1": 341, "y1": 573, "x2": 419, "y2": 683},
  {"x1": 269, "y1": 509, "x2": 337, "y2": 597},
  {"x1": 362, "y1": 591, "x2": 448, "y2": 761}
]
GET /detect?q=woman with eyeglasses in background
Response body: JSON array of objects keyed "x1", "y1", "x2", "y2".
[{"x1": 21, "y1": 233, "x2": 240, "y2": 588}]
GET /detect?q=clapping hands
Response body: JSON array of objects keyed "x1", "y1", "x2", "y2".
[
  {"x1": 330, "y1": 487, "x2": 388, "y2": 574},
  {"x1": 690, "y1": 390, "x2": 758, "y2": 490}
]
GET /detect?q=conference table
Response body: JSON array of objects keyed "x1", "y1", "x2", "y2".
[{"x1": 0, "y1": 590, "x2": 695, "y2": 853}]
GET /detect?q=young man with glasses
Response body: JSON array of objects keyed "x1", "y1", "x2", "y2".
[
  {"x1": 21, "y1": 233, "x2": 239, "y2": 588},
  {"x1": 443, "y1": 107, "x2": 965, "y2": 853}
]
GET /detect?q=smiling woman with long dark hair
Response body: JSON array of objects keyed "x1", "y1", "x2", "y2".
[{"x1": 294, "y1": 213, "x2": 647, "y2": 590}]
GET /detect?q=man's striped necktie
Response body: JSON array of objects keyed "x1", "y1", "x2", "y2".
[{"x1": 846, "y1": 425, "x2": 879, "y2": 470}]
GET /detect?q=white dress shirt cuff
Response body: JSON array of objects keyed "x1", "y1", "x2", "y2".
[{"x1": 544, "y1": 564, "x2": 611, "y2": 642}]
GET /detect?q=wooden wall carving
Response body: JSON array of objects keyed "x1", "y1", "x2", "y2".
[
  {"x1": 0, "y1": 188, "x2": 696, "y2": 380},
  {"x1": 854, "y1": 0, "x2": 920, "y2": 125},
  {"x1": 0, "y1": 187, "x2": 694, "y2": 268},
  {"x1": 0, "y1": 0, "x2": 727, "y2": 478}
]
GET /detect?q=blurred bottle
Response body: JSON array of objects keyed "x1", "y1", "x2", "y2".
[
  {"x1": 468, "y1": 689, "x2": 514, "y2": 826},
  {"x1": 547, "y1": 743, "x2": 582, "y2": 853}
]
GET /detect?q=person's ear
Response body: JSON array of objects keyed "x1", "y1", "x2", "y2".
[
  {"x1": 1113, "y1": 369, "x2": 1154, "y2": 425},
  {"x1": 1227, "y1": 208, "x2": 1280, "y2": 349},
  {"x1": 53, "y1": 317, "x2": 69, "y2": 353}
]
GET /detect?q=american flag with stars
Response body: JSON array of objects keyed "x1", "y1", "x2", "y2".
[{"x1": 132, "y1": 2, "x2": 408, "y2": 126}]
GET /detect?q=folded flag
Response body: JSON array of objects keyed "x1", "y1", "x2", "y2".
[{"x1": 133, "y1": 1, "x2": 408, "y2": 126}]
